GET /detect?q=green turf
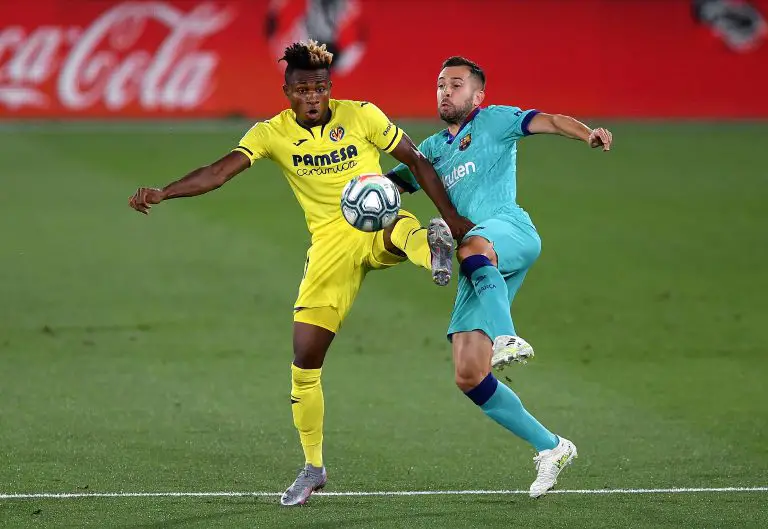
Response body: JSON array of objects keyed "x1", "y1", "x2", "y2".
[{"x1": 1, "y1": 120, "x2": 767, "y2": 528}]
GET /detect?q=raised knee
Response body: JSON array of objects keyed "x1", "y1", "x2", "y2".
[{"x1": 457, "y1": 236, "x2": 497, "y2": 266}]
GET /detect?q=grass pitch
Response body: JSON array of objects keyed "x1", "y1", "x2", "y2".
[{"x1": 1, "y1": 120, "x2": 767, "y2": 528}]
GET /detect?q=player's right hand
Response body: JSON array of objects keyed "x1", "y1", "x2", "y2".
[
  {"x1": 445, "y1": 214, "x2": 475, "y2": 242},
  {"x1": 129, "y1": 187, "x2": 164, "y2": 215},
  {"x1": 588, "y1": 127, "x2": 613, "y2": 151}
]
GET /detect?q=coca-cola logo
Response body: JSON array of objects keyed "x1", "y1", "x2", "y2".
[{"x1": 0, "y1": 2, "x2": 233, "y2": 111}]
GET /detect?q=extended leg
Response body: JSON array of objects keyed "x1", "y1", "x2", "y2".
[
  {"x1": 383, "y1": 212, "x2": 455, "y2": 286},
  {"x1": 453, "y1": 330, "x2": 558, "y2": 451},
  {"x1": 452, "y1": 331, "x2": 577, "y2": 498},
  {"x1": 280, "y1": 315, "x2": 336, "y2": 506}
]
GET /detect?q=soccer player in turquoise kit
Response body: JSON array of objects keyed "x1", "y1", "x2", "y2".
[{"x1": 388, "y1": 56, "x2": 613, "y2": 497}]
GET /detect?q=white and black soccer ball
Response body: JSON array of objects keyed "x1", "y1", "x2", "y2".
[{"x1": 340, "y1": 174, "x2": 401, "y2": 232}]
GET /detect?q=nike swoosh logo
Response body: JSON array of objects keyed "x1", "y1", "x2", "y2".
[
  {"x1": 290, "y1": 397, "x2": 300, "y2": 404},
  {"x1": 294, "y1": 139, "x2": 308, "y2": 146}
]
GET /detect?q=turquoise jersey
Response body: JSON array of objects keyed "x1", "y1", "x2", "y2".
[{"x1": 389, "y1": 105, "x2": 538, "y2": 226}]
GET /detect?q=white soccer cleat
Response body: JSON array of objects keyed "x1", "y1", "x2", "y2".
[
  {"x1": 491, "y1": 335, "x2": 534, "y2": 370},
  {"x1": 529, "y1": 436, "x2": 578, "y2": 498}
]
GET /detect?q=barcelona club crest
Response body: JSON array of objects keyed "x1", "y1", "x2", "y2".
[
  {"x1": 329, "y1": 126, "x2": 345, "y2": 142},
  {"x1": 459, "y1": 133, "x2": 472, "y2": 151}
]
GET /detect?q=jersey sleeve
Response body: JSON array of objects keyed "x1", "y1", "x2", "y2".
[
  {"x1": 385, "y1": 138, "x2": 432, "y2": 194},
  {"x1": 486, "y1": 105, "x2": 540, "y2": 142},
  {"x1": 232, "y1": 122, "x2": 272, "y2": 165},
  {"x1": 359, "y1": 102, "x2": 404, "y2": 153}
]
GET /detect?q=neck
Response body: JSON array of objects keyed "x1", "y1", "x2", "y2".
[{"x1": 446, "y1": 122, "x2": 462, "y2": 136}]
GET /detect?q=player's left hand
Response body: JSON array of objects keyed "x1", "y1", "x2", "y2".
[
  {"x1": 588, "y1": 127, "x2": 613, "y2": 151},
  {"x1": 445, "y1": 214, "x2": 475, "y2": 241}
]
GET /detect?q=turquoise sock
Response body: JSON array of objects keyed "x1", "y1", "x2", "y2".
[
  {"x1": 460, "y1": 255, "x2": 515, "y2": 337},
  {"x1": 466, "y1": 373, "x2": 558, "y2": 451}
]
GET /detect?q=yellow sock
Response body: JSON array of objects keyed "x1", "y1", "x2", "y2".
[
  {"x1": 290, "y1": 364, "x2": 324, "y2": 467},
  {"x1": 390, "y1": 214, "x2": 431, "y2": 270}
]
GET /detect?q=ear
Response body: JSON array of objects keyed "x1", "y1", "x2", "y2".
[
  {"x1": 474, "y1": 89, "x2": 486, "y2": 107},
  {"x1": 282, "y1": 84, "x2": 290, "y2": 97},
  {"x1": 328, "y1": 80, "x2": 333, "y2": 92}
]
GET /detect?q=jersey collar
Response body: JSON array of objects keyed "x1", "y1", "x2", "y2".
[
  {"x1": 444, "y1": 106, "x2": 481, "y2": 144},
  {"x1": 293, "y1": 104, "x2": 334, "y2": 138}
]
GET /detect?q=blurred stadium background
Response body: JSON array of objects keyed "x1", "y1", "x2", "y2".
[{"x1": 1, "y1": 1, "x2": 767, "y2": 527}]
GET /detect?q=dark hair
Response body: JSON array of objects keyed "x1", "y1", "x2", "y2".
[
  {"x1": 442, "y1": 56, "x2": 486, "y2": 88},
  {"x1": 280, "y1": 39, "x2": 333, "y2": 82}
]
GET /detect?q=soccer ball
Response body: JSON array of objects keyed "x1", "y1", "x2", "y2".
[{"x1": 340, "y1": 174, "x2": 401, "y2": 232}]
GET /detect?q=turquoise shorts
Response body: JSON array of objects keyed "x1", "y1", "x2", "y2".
[{"x1": 447, "y1": 215, "x2": 542, "y2": 341}]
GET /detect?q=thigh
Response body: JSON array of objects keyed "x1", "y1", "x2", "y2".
[
  {"x1": 464, "y1": 217, "x2": 541, "y2": 275},
  {"x1": 294, "y1": 232, "x2": 366, "y2": 332}
]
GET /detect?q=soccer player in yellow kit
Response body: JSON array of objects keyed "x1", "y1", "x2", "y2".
[{"x1": 128, "y1": 40, "x2": 473, "y2": 506}]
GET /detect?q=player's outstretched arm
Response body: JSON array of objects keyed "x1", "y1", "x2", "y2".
[
  {"x1": 128, "y1": 151, "x2": 251, "y2": 214},
  {"x1": 390, "y1": 133, "x2": 474, "y2": 240},
  {"x1": 527, "y1": 113, "x2": 613, "y2": 151}
]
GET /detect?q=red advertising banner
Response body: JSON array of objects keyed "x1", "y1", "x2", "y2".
[{"x1": 1, "y1": 0, "x2": 766, "y2": 119}]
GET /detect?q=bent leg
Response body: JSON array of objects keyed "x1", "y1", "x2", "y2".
[
  {"x1": 453, "y1": 331, "x2": 558, "y2": 452},
  {"x1": 457, "y1": 235, "x2": 515, "y2": 338}
]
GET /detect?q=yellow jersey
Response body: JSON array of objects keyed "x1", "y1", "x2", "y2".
[{"x1": 233, "y1": 99, "x2": 404, "y2": 235}]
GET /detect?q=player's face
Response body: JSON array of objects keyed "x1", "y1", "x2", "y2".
[
  {"x1": 284, "y1": 69, "x2": 332, "y2": 127},
  {"x1": 437, "y1": 66, "x2": 484, "y2": 124}
]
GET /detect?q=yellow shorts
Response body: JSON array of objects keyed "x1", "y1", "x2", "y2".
[{"x1": 293, "y1": 211, "x2": 417, "y2": 333}]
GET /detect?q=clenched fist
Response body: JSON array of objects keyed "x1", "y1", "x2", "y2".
[
  {"x1": 128, "y1": 187, "x2": 165, "y2": 215},
  {"x1": 588, "y1": 127, "x2": 613, "y2": 151}
]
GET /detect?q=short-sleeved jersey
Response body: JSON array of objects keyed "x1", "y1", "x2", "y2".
[
  {"x1": 390, "y1": 105, "x2": 538, "y2": 224},
  {"x1": 234, "y1": 99, "x2": 404, "y2": 235}
]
